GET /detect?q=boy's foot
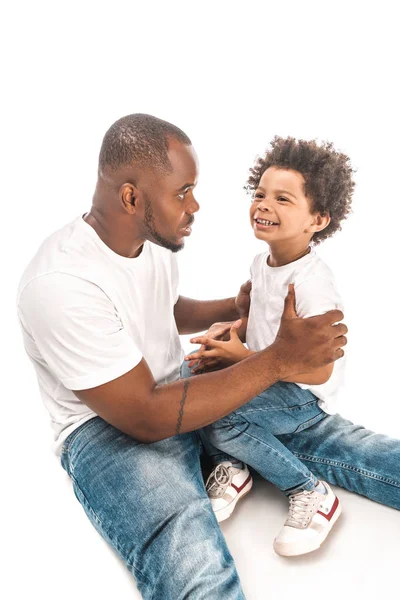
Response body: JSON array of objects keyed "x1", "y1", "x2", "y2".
[
  {"x1": 205, "y1": 461, "x2": 253, "y2": 522},
  {"x1": 273, "y1": 481, "x2": 341, "y2": 557}
]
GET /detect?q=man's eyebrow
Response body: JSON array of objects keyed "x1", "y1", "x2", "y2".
[{"x1": 177, "y1": 183, "x2": 195, "y2": 192}]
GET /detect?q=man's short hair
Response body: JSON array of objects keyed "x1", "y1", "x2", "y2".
[{"x1": 99, "y1": 113, "x2": 192, "y2": 174}]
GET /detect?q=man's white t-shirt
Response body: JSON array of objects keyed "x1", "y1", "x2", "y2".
[
  {"x1": 246, "y1": 249, "x2": 344, "y2": 414},
  {"x1": 17, "y1": 216, "x2": 183, "y2": 455}
]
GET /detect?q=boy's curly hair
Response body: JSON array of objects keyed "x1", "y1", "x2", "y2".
[{"x1": 245, "y1": 136, "x2": 355, "y2": 245}]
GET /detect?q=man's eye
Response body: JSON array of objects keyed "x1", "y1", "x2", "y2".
[{"x1": 178, "y1": 192, "x2": 187, "y2": 200}]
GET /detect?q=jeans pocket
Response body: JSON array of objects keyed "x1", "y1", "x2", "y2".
[{"x1": 292, "y1": 410, "x2": 327, "y2": 434}]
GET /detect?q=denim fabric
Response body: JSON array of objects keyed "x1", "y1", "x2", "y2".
[
  {"x1": 181, "y1": 361, "x2": 400, "y2": 509},
  {"x1": 61, "y1": 417, "x2": 245, "y2": 600},
  {"x1": 276, "y1": 414, "x2": 400, "y2": 509},
  {"x1": 181, "y1": 360, "x2": 322, "y2": 493}
]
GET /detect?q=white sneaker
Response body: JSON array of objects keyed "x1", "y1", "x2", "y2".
[
  {"x1": 205, "y1": 461, "x2": 253, "y2": 522},
  {"x1": 273, "y1": 481, "x2": 341, "y2": 556}
]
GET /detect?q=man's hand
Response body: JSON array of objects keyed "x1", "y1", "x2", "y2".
[
  {"x1": 185, "y1": 320, "x2": 254, "y2": 371},
  {"x1": 235, "y1": 279, "x2": 252, "y2": 319},
  {"x1": 272, "y1": 284, "x2": 347, "y2": 377}
]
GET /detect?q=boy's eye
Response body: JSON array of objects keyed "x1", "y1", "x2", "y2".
[
  {"x1": 253, "y1": 193, "x2": 264, "y2": 201},
  {"x1": 277, "y1": 196, "x2": 289, "y2": 202}
]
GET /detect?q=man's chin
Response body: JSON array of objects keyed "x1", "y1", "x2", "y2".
[
  {"x1": 150, "y1": 232, "x2": 184, "y2": 253},
  {"x1": 170, "y1": 242, "x2": 184, "y2": 253}
]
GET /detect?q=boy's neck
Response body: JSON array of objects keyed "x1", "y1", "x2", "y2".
[{"x1": 267, "y1": 242, "x2": 311, "y2": 267}]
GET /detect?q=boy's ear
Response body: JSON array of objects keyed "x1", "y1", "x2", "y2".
[
  {"x1": 120, "y1": 183, "x2": 140, "y2": 214},
  {"x1": 307, "y1": 212, "x2": 331, "y2": 233}
]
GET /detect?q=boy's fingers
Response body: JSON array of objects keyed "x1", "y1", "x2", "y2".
[
  {"x1": 282, "y1": 284, "x2": 298, "y2": 319},
  {"x1": 184, "y1": 348, "x2": 217, "y2": 361},
  {"x1": 189, "y1": 336, "x2": 222, "y2": 348},
  {"x1": 230, "y1": 319, "x2": 242, "y2": 339}
]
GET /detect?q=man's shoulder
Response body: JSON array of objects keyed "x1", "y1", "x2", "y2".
[{"x1": 17, "y1": 216, "x2": 102, "y2": 304}]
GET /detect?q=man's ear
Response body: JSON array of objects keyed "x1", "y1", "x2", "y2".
[
  {"x1": 120, "y1": 183, "x2": 139, "y2": 214},
  {"x1": 306, "y1": 212, "x2": 331, "y2": 234}
]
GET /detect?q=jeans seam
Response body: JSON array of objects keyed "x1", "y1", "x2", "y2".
[
  {"x1": 225, "y1": 424, "x2": 314, "y2": 479},
  {"x1": 231, "y1": 400, "x2": 319, "y2": 418},
  {"x1": 69, "y1": 472, "x2": 152, "y2": 586},
  {"x1": 293, "y1": 453, "x2": 400, "y2": 487},
  {"x1": 62, "y1": 416, "x2": 99, "y2": 454}
]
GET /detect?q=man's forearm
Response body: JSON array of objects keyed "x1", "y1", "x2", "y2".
[
  {"x1": 174, "y1": 296, "x2": 239, "y2": 334},
  {"x1": 144, "y1": 346, "x2": 288, "y2": 441}
]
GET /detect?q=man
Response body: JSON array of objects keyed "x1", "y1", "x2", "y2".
[{"x1": 17, "y1": 114, "x2": 346, "y2": 599}]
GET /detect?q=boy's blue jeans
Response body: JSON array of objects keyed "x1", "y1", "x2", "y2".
[
  {"x1": 61, "y1": 369, "x2": 400, "y2": 600},
  {"x1": 180, "y1": 361, "x2": 400, "y2": 507}
]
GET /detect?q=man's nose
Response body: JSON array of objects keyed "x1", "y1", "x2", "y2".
[{"x1": 187, "y1": 196, "x2": 200, "y2": 214}]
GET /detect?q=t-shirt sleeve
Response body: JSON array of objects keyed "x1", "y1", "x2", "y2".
[
  {"x1": 18, "y1": 273, "x2": 143, "y2": 390},
  {"x1": 294, "y1": 276, "x2": 343, "y2": 318}
]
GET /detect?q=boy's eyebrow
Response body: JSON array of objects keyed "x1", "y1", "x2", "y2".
[
  {"x1": 256, "y1": 185, "x2": 297, "y2": 199},
  {"x1": 276, "y1": 189, "x2": 297, "y2": 199}
]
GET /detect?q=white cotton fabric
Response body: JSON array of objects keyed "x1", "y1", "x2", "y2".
[
  {"x1": 246, "y1": 249, "x2": 345, "y2": 414},
  {"x1": 17, "y1": 216, "x2": 183, "y2": 455}
]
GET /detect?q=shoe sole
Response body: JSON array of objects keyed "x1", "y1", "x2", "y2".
[
  {"x1": 215, "y1": 478, "x2": 254, "y2": 523},
  {"x1": 273, "y1": 498, "x2": 342, "y2": 557}
]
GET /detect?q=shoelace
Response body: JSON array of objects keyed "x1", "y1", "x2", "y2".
[
  {"x1": 205, "y1": 464, "x2": 233, "y2": 498},
  {"x1": 285, "y1": 489, "x2": 320, "y2": 529}
]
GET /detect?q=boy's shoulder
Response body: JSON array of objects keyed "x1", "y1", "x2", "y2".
[
  {"x1": 250, "y1": 248, "x2": 336, "y2": 283},
  {"x1": 296, "y1": 249, "x2": 336, "y2": 284}
]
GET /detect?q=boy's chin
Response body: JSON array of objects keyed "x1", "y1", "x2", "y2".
[{"x1": 253, "y1": 228, "x2": 277, "y2": 241}]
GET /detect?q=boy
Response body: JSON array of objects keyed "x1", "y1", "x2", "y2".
[{"x1": 183, "y1": 136, "x2": 353, "y2": 556}]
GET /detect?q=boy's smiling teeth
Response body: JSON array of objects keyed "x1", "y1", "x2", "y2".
[{"x1": 256, "y1": 218, "x2": 278, "y2": 226}]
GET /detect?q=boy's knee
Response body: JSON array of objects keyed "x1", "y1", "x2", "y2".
[{"x1": 204, "y1": 418, "x2": 240, "y2": 448}]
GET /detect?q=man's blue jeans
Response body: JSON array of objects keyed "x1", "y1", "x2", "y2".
[
  {"x1": 61, "y1": 417, "x2": 245, "y2": 600},
  {"x1": 181, "y1": 361, "x2": 400, "y2": 508}
]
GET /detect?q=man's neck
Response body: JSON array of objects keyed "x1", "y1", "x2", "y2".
[{"x1": 83, "y1": 210, "x2": 145, "y2": 259}]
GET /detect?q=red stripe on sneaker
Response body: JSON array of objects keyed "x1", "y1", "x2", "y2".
[
  {"x1": 317, "y1": 496, "x2": 339, "y2": 521},
  {"x1": 231, "y1": 474, "x2": 252, "y2": 493}
]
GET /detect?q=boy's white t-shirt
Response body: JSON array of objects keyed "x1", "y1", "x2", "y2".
[
  {"x1": 17, "y1": 216, "x2": 183, "y2": 455},
  {"x1": 246, "y1": 248, "x2": 344, "y2": 414}
]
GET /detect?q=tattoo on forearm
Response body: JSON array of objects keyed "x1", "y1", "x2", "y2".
[{"x1": 176, "y1": 380, "x2": 190, "y2": 435}]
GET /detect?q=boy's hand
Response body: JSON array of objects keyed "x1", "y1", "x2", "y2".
[
  {"x1": 185, "y1": 320, "x2": 254, "y2": 370},
  {"x1": 186, "y1": 321, "x2": 234, "y2": 371}
]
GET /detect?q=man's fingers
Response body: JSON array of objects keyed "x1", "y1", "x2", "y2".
[
  {"x1": 317, "y1": 309, "x2": 345, "y2": 326},
  {"x1": 191, "y1": 358, "x2": 220, "y2": 374},
  {"x1": 334, "y1": 335, "x2": 347, "y2": 348},
  {"x1": 332, "y1": 323, "x2": 348, "y2": 337},
  {"x1": 282, "y1": 284, "x2": 298, "y2": 319},
  {"x1": 240, "y1": 279, "x2": 252, "y2": 294}
]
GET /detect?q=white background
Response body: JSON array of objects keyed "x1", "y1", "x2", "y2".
[{"x1": 2, "y1": 1, "x2": 400, "y2": 599}]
